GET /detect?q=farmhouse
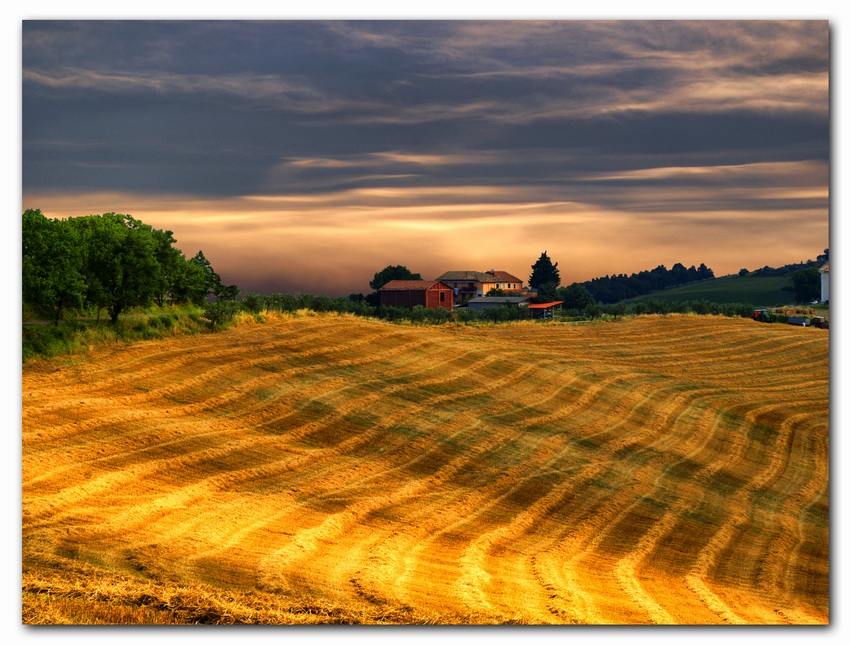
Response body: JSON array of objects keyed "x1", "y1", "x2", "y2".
[
  {"x1": 489, "y1": 271, "x2": 524, "y2": 292},
  {"x1": 466, "y1": 296, "x2": 532, "y2": 312},
  {"x1": 820, "y1": 263, "x2": 829, "y2": 303},
  {"x1": 379, "y1": 280, "x2": 454, "y2": 310},
  {"x1": 436, "y1": 270, "x2": 525, "y2": 305}
]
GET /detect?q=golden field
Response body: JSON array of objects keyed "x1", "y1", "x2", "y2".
[{"x1": 21, "y1": 313, "x2": 829, "y2": 624}]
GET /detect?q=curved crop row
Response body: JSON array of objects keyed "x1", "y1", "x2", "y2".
[{"x1": 22, "y1": 314, "x2": 829, "y2": 624}]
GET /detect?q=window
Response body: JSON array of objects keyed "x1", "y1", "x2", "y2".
[{"x1": 440, "y1": 291, "x2": 445, "y2": 302}]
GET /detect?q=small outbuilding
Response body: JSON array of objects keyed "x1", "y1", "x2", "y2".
[
  {"x1": 379, "y1": 280, "x2": 454, "y2": 310},
  {"x1": 527, "y1": 301, "x2": 564, "y2": 319}
]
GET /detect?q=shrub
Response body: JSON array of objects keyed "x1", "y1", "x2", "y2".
[
  {"x1": 240, "y1": 293, "x2": 266, "y2": 314},
  {"x1": 202, "y1": 300, "x2": 242, "y2": 330},
  {"x1": 454, "y1": 308, "x2": 479, "y2": 323}
]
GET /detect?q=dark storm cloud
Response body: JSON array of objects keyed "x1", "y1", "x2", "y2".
[
  {"x1": 22, "y1": 20, "x2": 829, "y2": 295},
  {"x1": 24, "y1": 20, "x2": 828, "y2": 196}
]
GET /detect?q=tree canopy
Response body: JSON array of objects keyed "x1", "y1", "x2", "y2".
[
  {"x1": 369, "y1": 265, "x2": 422, "y2": 291},
  {"x1": 577, "y1": 262, "x2": 715, "y2": 304},
  {"x1": 529, "y1": 251, "x2": 560, "y2": 290},
  {"x1": 558, "y1": 283, "x2": 595, "y2": 311},
  {"x1": 22, "y1": 209, "x2": 228, "y2": 323},
  {"x1": 791, "y1": 267, "x2": 821, "y2": 304},
  {"x1": 22, "y1": 209, "x2": 86, "y2": 323}
]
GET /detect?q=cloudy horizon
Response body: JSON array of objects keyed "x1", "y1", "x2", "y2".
[{"x1": 22, "y1": 20, "x2": 829, "y2": 296}]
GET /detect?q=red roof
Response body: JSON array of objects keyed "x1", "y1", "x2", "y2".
[
  {"x1": 527, "y1": 301, "x2": 564, "y2": 309},
  {"x1": 380, "y1": 280, "x2": 445, "y2": 291},
  {"x1": 491, "y1": 270, "x2": 523, "y2": 283}
]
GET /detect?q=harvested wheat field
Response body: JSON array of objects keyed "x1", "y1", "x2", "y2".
[{"x1": 21, "y1": 313, "x2": 829, "y2": 625}]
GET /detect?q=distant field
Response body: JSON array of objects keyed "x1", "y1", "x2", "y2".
[
  {"x1": 22, "y1": 313, "x2": 829, "y2": 624},
  {"x1": 626, "y1": 275, "x2": 794, "y2": 307}
]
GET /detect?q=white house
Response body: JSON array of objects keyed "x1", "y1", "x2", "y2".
[{"x1": 820, "y1": 263, "x2": 829, "y2": 303}]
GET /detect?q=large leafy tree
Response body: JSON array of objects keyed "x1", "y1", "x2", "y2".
[
  {"x1": 171, "y1": 259, "x2": 210, "y2": 305},
  {"x1": 559, "y1": 283, "x2": 595, "y2": 311},
  {"x1": 149, "y1": 226, "x2": 186, "y2": 306},
  {"x1": 23, "y1": 209, "x2": 232, "y2": 322},
  {"x1": 22, "y1": 209, "x2": 87, "y2": 323},
  {"x1": 535, "y1": 282, "x2": 559, "y2": 303},
  {"x1": 188, "y1": 250, "x2": 239, "y2": 300},
  {"x1": 67, "y1": 213, "x2": 161, "y2": 323},
  {"x1": 529, "y1": 251, "x2": 561, "y2": 290},
  {"x1": 791, "y1": 267, "x2": 821, "y2": 304},
  {"x1": 189, "y1": 250, "x2": 223, "y2": 296},
  {"x1": 369, "y1": 265, "x2": 422, "y2": 291}
]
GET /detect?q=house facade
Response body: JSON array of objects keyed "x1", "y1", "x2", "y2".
[
  {"x1": 490, "y1": 271, "x2": 524, "y2": 293},
  {"x1": 379, "y1": 280, "x2": 454, "y2": 310},
  {"x1": 436, "y1": 270, "x2": 525, "y2": 305}
]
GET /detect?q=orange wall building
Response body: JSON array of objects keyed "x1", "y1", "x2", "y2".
[{"x1": 378, "y1": 280, "x2": 454, "y2": 310}]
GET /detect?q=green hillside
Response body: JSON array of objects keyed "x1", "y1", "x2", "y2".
[{"x1": 625, "y1": 275, "x2": 794, "y2": 307}]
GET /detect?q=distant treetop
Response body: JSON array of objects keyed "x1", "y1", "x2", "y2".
[{"x1": 529, "y1": 251, "x2": 561, "y2": 289}]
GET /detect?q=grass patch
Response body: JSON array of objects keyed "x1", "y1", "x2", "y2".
[
  {"x1": 626, "y1": 275, "x2": 793, "y2": 308},
  {"x1": 747, "y1": 422, "x2": 780, "y2": 446},
  {"x1": 22, "y1": 305, "x2": 207, "y2": 363},
  {"x1": 388, "y1": 424, "x2": 422, "y2": 439},
  {"x1": 343, "y1": 412, "x2": 380, "y2": 430},
  {"x1": 665, "y1": 458, "x2": 703, "y2": 481},
  {"x1": 705, "y1": 469, "x2": 746, "y2": 496},
  {"x1": 254, "y1": 387, "x2": 281, "y2": 401}
]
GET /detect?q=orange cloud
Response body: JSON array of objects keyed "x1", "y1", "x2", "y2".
[{"x1": 23, "y1": 186, "x2": 828, "y2": 297}]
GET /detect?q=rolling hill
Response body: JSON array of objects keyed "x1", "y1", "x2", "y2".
[
  {"x1": 624, "y1": 275, "x2": 794, "y2": 307},
  {"x1": 22, "y1": 313, "x2": 829, "y2": 624}
]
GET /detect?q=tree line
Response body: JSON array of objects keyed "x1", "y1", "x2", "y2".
[
  {"x1": 213, "y1": 290, "x2": 757, "y2": 328},
  {"x1": 576, "y1": 262, "x2": 714, "y2": 304},
  {"x1": 524, "y1": 251, "x2": 716, "y2": 307},
  {"x1": 22, "y1": 209, "x2": 235, "y2": 323}
]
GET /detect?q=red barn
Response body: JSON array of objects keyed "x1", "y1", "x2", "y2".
[{"x1": 379, "y1": 280, "x2": 454, "y2": 310}]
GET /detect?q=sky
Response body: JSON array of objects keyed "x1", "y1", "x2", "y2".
[{"x1": 21, "y1": 18, "x2": 830, "y2": 296}]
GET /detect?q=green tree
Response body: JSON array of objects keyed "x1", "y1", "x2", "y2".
[
  {"x1": 22, "y1": 209, "x2": 87, "y2": 323},
  {"x1": 203, "y1": 299, "x2": 241, "y2": 330},
  {"x1": 217, "y1": 284, "x2": 241, "y2": 301},
  {"x1": 369, "y1": 265, "x2": 422, "y2": 291},
  {"x1": 189, "y1": 250, "x2": 223, "y2": 299},
  {"x1": 170, "y1": 258, "x2": 209, "y2": 305},
  {"x1": 147, "y1": 227, "x2": 187, "y2": 306},
  {"x1": 67, "y1": 213, "x2": 161, "y2": 323},
  {"x1": 485, "y1": 287, "x2": 505, "y2": 297},
  {"x1": 529, "y1": 251, "x2": 560, "y2": 289},
  {"x1": 791, "y1": 267, "x2": 821, "y2": 304},
  {"x1": 697, "y1": 263, "x2": 714, "y2": 280},
  {"x1": 240, "y1": 292, "x2": 265, "y2": 314},
  {"x1": 535, "y1": 282, "x2": 559, "y2": 303},
  {"x1": 559, "y1": 283, "x2": 595, "y2": 312}
]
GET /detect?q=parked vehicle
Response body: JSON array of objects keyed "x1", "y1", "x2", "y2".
[{"x1": 812, "y1": 316, "x2": 829, "y2": 329}]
